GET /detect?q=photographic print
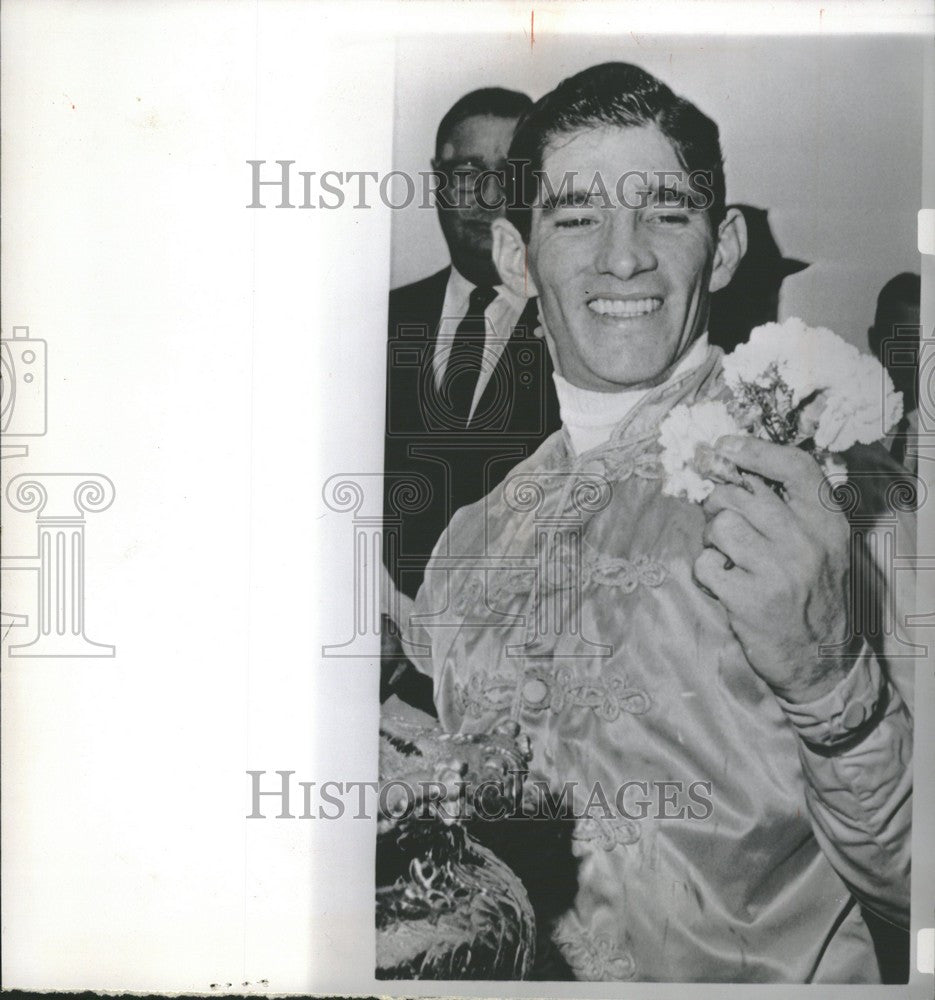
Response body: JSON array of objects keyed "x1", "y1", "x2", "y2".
[
  {"x1": 377, "y1": 29, "x2": 925, "y2": 986},
  {"x1": 2, "y1": 2, "x2": 932, "y2": 996}
]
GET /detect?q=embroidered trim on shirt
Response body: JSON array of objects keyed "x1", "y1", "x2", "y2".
[
  {"x1": 587, "y1": 552, "x2": 668, "y2": 592},
  {"x1": 487, "y1": 568, "x2": 537, "y2": 604},
  {"x1": 454, "y1": 666, "x2": 651, "y2": 721},
  {"x1": 573, "y1": 814, "x2": 641, "y2": 850},
  {"x1": 455, "y1": 550, "x2": 667, "y2": 615},
  {"x1": 549, "y1": 666, "x2": 652, "y2": 720},
  {"x1": 585, "y1": 450, "x2": 664, "y2": 483},
  {"x1": 552, "y1": 926, "x2": 636, "y2": 981}
]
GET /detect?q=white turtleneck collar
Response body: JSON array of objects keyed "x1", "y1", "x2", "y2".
[{"x1": 554, "y1": 334, "x2": 710, "y2": 456}]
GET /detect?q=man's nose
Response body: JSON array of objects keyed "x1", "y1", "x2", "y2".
[
  {"x1": 596, "y1": 213, "x2": 657, "y2": 278},
  {"x1": 472, "y1": 171, "x2": 506, "y2": 214}
]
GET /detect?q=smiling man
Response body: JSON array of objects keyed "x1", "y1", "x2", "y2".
[
  {"x1": 506, "y1": 123, "x2": 739, "y2": 392},
  {"x1": 398, "y1": 63, "x2": 913, "y2": 982}
]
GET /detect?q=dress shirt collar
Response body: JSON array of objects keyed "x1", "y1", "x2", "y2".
[{"x1": 445, "y1": 265, "x2": 506, "y2": 320}]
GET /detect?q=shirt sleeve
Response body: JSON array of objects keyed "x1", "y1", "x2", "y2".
[{"x1": 775, "y1": 644, "x2": 912, "y2": 927}]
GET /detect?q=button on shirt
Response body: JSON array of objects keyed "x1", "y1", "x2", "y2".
[{"x1": 433, "y1": 267, "x2": 528, "y2": 423}]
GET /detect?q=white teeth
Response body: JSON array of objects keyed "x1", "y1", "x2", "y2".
[{"x1": 588, "y1": 297, "x2": 661, "y2": 317}]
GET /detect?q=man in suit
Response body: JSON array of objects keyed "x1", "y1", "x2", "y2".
[{"x1": 384, "y1": 88, "x2": 562, "y2": 605}]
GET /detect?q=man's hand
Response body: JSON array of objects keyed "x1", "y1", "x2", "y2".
[{"x1": 693, "y1": 435, "x2": 853, "y2": 703}]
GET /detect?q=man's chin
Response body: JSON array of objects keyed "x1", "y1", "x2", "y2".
[
  {"x1": 579, "y1": 352, "x2": 681, "y2": 392},
  {"x1": 451, "y1": 251, "x2": 500, "y2": 288}
]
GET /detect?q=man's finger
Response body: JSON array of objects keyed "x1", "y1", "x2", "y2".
[
  {"x1": 714, "y1": 435, "x2": 822, "y2": 503},
  {"x1": 692, "y1": 545, "x2": 749, "y2": 605},
  {"x1": 702, "y1": 509, "x2": 771, "y2": 572},
  {"x1": 702, "y1": 482, "x2": 792, "y2": 542}
]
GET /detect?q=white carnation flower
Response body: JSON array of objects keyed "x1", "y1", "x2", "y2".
[
  {"x1": 658, "y1": 400, "x2": 745, "y2": 502},
  {"x1": 814, "y1": 354, "x2": 903, "y2": 452},
  {"x1": 722, "y1": 316, "x2": 903, "y2": 452},
  {"x1": 723, "y1": 317, "x2": 860, "y2": 406},
  {"x1": 660, "y1": 319, "x2": 902, "y2": 504}
]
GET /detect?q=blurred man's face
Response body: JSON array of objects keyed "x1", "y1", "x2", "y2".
[
  {"x1": 434, "y1": 114, "x2": 518, "y2": 287},
  {"x1": 522, "y1": 124, "x2": 742, "y2": 391}
]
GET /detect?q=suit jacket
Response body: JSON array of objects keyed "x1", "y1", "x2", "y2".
[{"x1": 384, "y1": 266, "x2": 561, "y2": 598}]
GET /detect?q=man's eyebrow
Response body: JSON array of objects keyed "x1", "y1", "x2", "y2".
[
  {"x1": 624, "y1": 180, "x2": 705, "y2": 210},
  {"x1": 541, "y1": 188, "x2": 601, "y2": 211},
  {"x1": 633, "y1": 177, "x2": 691, "y2": 196}
]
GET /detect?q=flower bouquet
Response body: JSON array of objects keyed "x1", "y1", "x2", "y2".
[{"x1": 659, "y1": 318, "x2": 903, "y2": 503}]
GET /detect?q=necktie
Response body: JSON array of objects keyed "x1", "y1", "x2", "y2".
[{"x1": 444, "y1": 284, "x2": 497, "y2": 426}]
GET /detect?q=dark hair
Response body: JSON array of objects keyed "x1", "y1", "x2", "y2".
[
  {"x1": 435, "y1": 88, "x2": 533, "y2": 158},
  {"x1": 506, "y1": 62, "x2": 727, "y2": 241},
  {"x1": 875, "y1": 272, "x2": 920, "y2": 322}
]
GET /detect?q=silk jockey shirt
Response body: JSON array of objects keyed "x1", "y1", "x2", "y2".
[{"x1": 400, "y1": 342, "x2": 914, "y2": 983}]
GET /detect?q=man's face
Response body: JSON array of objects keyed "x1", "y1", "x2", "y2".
[
  {"x1": 434, "y1": 113, "x2": 518, "y2": 287},
  {"x1": 526, "y1": 124, "x2": 728, "y2": 391}
]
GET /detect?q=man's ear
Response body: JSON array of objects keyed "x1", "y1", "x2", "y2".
[
  {"x1": 708, "y1": 206, "x2": 747, "y2": 294},
  {"x1": 491, "y1": 218, "x2": 537, "y2": 298}
]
